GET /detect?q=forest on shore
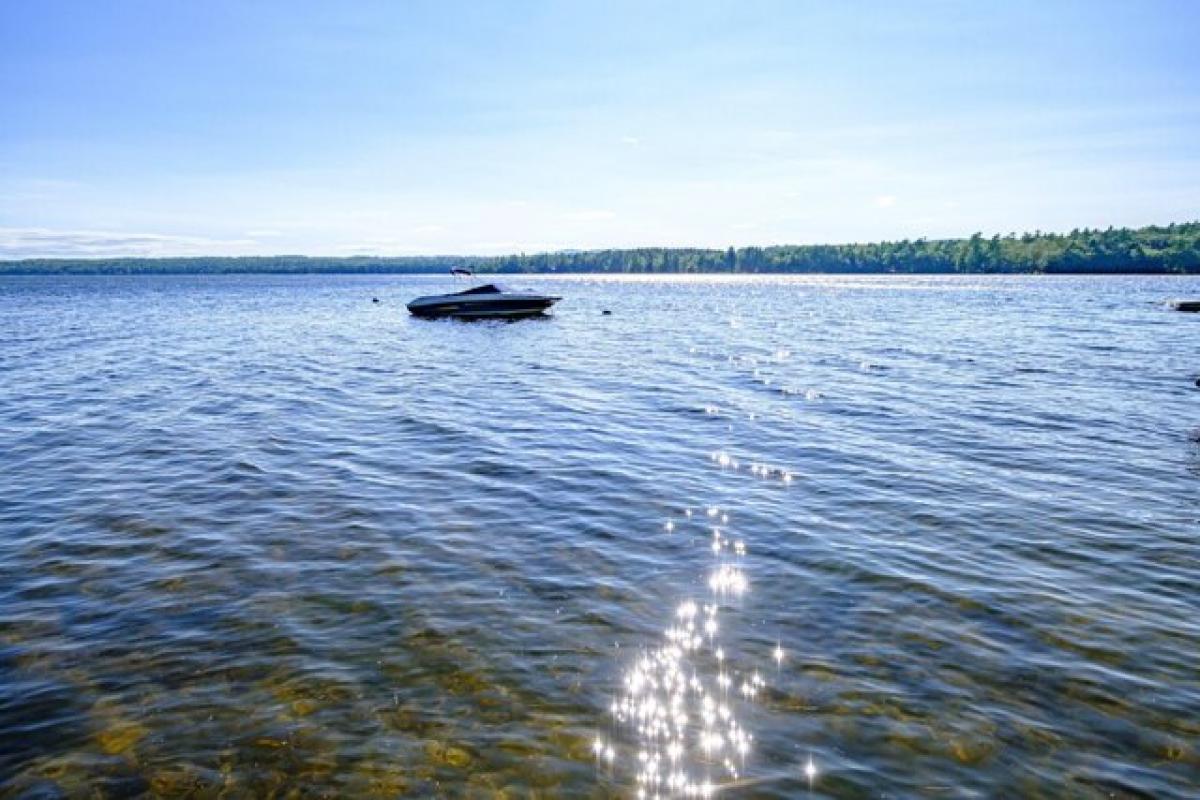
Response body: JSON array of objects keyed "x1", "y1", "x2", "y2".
[{"x1": 4, "y1": 221, "x2": 1199, "y2": 275}]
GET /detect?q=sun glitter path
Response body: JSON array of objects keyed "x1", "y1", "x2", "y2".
[{"x1": 594, "y1": 498, "x2": 795, "y2": 799}]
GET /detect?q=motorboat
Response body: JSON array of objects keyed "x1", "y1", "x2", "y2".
[{"x1": 406, "y1": 282, "x2": 561, "y2": 320}]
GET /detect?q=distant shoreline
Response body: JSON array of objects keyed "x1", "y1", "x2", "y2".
[
  {"x1": 4, "y1": 268, "x2": 1200, "y2": 277},
  {"x1": 3, "y1": 222, "x2": 1198, "y2": 275}
]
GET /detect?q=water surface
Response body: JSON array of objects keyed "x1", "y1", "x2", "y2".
[{"x1": 1, "y1": 274, "x2": 1198, "y2": 798}]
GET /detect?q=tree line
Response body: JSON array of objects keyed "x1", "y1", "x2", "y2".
[{"x1": 4, "y1": 221, "x2": 1199, "y2": 275}]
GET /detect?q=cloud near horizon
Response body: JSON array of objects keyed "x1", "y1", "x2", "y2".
[{"x1": 0, "y1": 228, "x2": 259, "y2": 259}]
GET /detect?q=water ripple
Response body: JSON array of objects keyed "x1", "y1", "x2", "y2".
[{"x1": 1, "y1": 274, "x2": 1199, "y2": 797}]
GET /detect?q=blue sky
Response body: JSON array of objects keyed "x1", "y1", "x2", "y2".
[{"x1": 2, "y1": 0, "x2": 1198, "y2": 257}]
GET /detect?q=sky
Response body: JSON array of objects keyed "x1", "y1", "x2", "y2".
[{"x1": 2, "y1": 0, "x2": 1198, "y2": 258}]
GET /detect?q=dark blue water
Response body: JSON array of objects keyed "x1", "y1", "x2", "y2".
[{"x1": 1, "y1": 274, "x2": 1198, "y2": 798}]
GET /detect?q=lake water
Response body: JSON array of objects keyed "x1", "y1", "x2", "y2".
[{"x1": 1, "y1": 274, "x2": 1198, "y2": 798}]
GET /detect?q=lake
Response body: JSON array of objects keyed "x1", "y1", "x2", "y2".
[{"x1": 1, "y1": 274, "x2": 1198, "y2": 798}]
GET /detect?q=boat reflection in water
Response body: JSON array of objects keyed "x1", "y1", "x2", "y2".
[{"x1": 407, "y1": 282, "x2": 561, "y2": 320}]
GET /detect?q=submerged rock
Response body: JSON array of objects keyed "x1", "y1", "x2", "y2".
[
  {"x1": 96, "y1": 720, "x2": 148, "y2": 756},
  {"x1": 289, "y1": 698, "x2": 320, "y2": 717},
  {"x1": 350, "y1": 760, "x2": 410, "y2": 796},
  {"x1": 949, "y1": 736, "x2": 996, "y2": 765},
  {"x1": 148, "y1": 765, "x2": 209, "y2": 796},
  {"x1": 442, "y1": 668, "x2": 492, "y2": 695},
  {"x1": 424, "y1": 740, "x2": 473, "y2": 769}
]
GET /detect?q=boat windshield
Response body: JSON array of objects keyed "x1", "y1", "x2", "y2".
[{"x1": 459, "y1": 284, "x2": 504, "y2": 295}]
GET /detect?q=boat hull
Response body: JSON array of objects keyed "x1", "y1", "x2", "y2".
[{"x1": 406, "y1": 295, "x2": 560, "y2": 319}]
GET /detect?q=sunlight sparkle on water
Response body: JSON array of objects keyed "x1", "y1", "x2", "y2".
[
  {"x1": 596, "y1": 342, "x2": 809, "y2": 795},
  {"x1": 602, "y1": 498, "x2": 787, "y2": 796},
  {"x1": 713, "y1": 451, "x2": 796, "y2": 485}
]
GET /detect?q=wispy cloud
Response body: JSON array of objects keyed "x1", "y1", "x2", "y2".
[
  {"x1": 332, "y1": 241, "x2": 446, "y2": 256},
  {"x1": 0, "y1": 227, "x2": 257, "y2": 258},
  {"x1": 561, "y1": 210, "x2": 616, "y2": 222}
]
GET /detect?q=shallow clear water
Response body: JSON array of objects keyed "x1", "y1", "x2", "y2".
[{"x1": 1, "y1": 274, "x2": 1198, "y2": 798}]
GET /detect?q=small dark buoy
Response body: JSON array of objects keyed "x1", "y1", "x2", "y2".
[
  {"x1": 372, "y1": 297, "x2": 380, "y2": 304},
  {"x1": 1195, "y1": 377, "x2": 1200, "y2": 389},
  {"x1": 602, "y1": 309, "x2": 612, "y2": 315}
]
